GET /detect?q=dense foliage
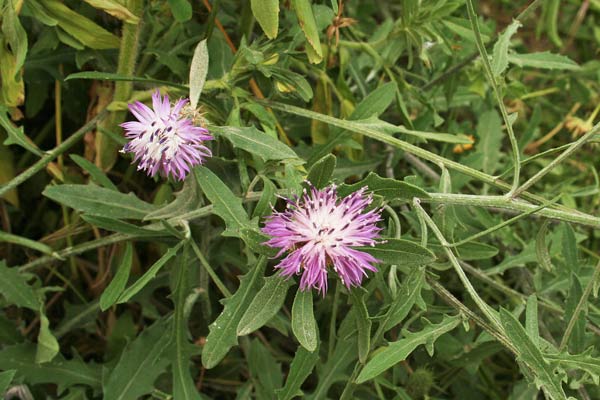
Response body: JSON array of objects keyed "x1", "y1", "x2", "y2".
[{"x1": 1, "y1": 0, "x2": 600, "y2": 399}]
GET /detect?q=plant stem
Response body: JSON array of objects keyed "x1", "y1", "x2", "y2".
[
  {"x1": 459, "y1": 260, "x2": 600, "y2": 337},
  {"x1": 559, "y1": 260, "x2": 600, "y2": 351},
  {"x1": 18, "y1": 191, "x2": 268, "y2": 272},
  {"x1": 466, "y1": 0, "x2": 521, "y2": 195},
  {"x1": 263, "y1": 100, "x2": 568, "y2": 210},
  {"x1": 422, "y1": 193, "x2": 600, "y2": 229},
  {"x1": 413, "y1": 198, "x2": 502, "y2": 331},
  {"x1": 0, "y1": 111, "x2": 106, "y2": 198},
  {"x1": 327, "y1": 279, "x2": 340, "y2": 361},
  {"x1": 512, "y1": 121, "x2": 600, "y2": 198},
  {"x1": 189, "y1": 239, "x2": 232, "y2": 298},
  {"x1": 426, "y1": 277, "x2": 517, "y2": 354},
  {"x1": 449, "y1": 195, "x2": 560, "y2": 247}
]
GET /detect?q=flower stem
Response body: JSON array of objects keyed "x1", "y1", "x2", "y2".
[
  {"x1": 327, "y1": 279, "x2": 340, "y2": 361},
  {"x1": 413, "y1": 198, "x2": 502, "y2": 331},
  {"x1": 189, "y1": 239, "x2": 232, "y2": 298}
]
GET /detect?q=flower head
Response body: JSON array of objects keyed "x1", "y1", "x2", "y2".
[
  {"x1": 120, "y1": 90, "x2": 213, "y2": 180},
  {"x1": 262, "y1": 184, "x2": 383, "y2": 295}
]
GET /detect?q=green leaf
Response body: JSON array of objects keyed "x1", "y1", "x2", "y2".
[
  {"x1": 202, "y1": 257, "x2": 267, "y2": 369},
  {"x1": 0, "y1": 106, "x2": 43, "y2": 156},
  {"x1": 0, "y1": 343, "x2": 101, "y2": 394},
  {"x1": 64, "y1": 71, "x2": 189, "y2": 91},
  {"x1": 54, "y1": 301, "x2": 100, "y2": 339},
  {"x1": 43, "y1": 184, "x2": 158, "y2": 220},
  {"x1": 291, "y1": 0, "x2": 323, "y2": 63},
  {"x1": 189, "y1": 39, "x2": 209, "y2": 109},
  {"x1": 0, "y1": 0, "x2": 26, "y2": 106},
  {"x1": 308, "y1": 82, "x2": 397, "y2": 165},
  {"x1": 544, "y1": 0, "x2": 562, "y2": 47},
  {"x1": 117, "y1": 242, "x2": 183, "y2": 304},
  {"x1": 536, "y1": 221, "x2": 553, "y2": 271},
  {"x1": 2, "y1": 0, "x2": 27, "y2": 74},
  {"x1": 0, "y1": 230, "x2": 54, "y2": 255},
  {"x1": 240, "y1": 228, "x2": 279, "y2": 257},
  {"x1": 271, "y1": 67, "x2": 314, "y2": 102},
  {"x1": 35, "y1": 309, "x2": 59, "y2": 364},
  {"x1": 307, "y1": 154, "x2": 336, "y2": 189},
  {"x1": 508, "y1": 52, "x2": 580, "y2": 70},
  {"x1": 525, "y1": 295, "x2": 539, "y2": 348},
  {"x1": 357, "y1": 315, "x2": 460, "y2": 383},
  {"x1": 476, "y1": 110, "x2": 503, "y2": 175},
  {"x1": 82, "y1": 0, "x2": 140, "y2": 24},
  {"x1": 82, "y1": 215, "x2": 168, "y2": 237},
  {"x1": 237, "y1": 275, "x2": 293, "y2": 336},
  {"x1": 252, "y1": 177, "x2": 276, "y2": 219},
  {"x1": 30, "y1": 0, "x2": 120, "y2": 49},
  {"x1": 561, "y1": 223, "x2": 579, "y2": 271},
  {"x1": 0, "y1": 370, "x2": 16, "y2": 394},
  {"x1": 103, "y1": 318, "x2": 173, "y2": 400},
  {"x1": 212, "y1": 126, "x2": 298, "y2": 161},
  {"x1": 0, "y1": 261, "x2": 41, "y2": 310},
  {"x1": 429, "y1": 241, "x2": 500, "y2": 260},
  {"x1": 361, "y1": 239, "x2": 436, "y2": 267},
  {"x1": 353, "y1": 117, "x2": 473, "y2": 144},
  {"x1": 500, "y1": 308, "x2": 567, "y2": 400},
  {"x1": 0, "y1": 344, "x2": 101, "y2": 393},
  {"x1": 251, "y1": 0, "x2": 279, "y2": 39},
  {"x1": 382, "y1": 267, "x2": 426, "y2": 331},
  {"x1": 167, "y1": 0, "x2": 192, "y2": 22},
  {"x1": 338, "y1": 172, "x2": 430, "y2": 202},
  {"x1": 100, "y1": 243, "x2": 133, "y2": 311},
  {"x1": 291, "y1": 289, "x2": 318, "y2": 352},
  {"x1": 491, "y1": 20, "x2": 521, "y2": 77},
  {"x1": 172, "y1": 245, "x2": 203, "y2": 400},
  {"x1": 194, "y1": 166, "x2": 252, "y2": 237},
  {"x1": 276, "y1": 346, "x2": 319, "y2": 400},
  {"x1": 307, "y1": 322, "x2": 356, "y2": 399},
  {"x1": 248, "y1": 338, "x2": 283, "y2": 397},
  {"x1": 144, "y1": 176, "x2": 200, "y2": 221},
  {"x1": 564, "y1": 274, "x2": 585, "y2": 354},
  {"x1": 546, "y1": 349, "x2": 600, "y2": 385},
  {"x1": 350, "y1": 289, "x2": 371, "y2": 364},
  {"x1": 69, "y1": 155, "x2": 118, "y2": 191}
]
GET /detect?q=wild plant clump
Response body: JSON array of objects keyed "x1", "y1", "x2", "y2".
[{"x1": 1, "y1": 1, "x2": 599, "y2": 399}]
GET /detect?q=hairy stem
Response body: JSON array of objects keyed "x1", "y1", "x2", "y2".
[
  {"x1": 465, "y1": 0, "x2": 521, "y2": 195},
  {"x1": 413, "y1": 198, "x2": 502, "y2": 330}
]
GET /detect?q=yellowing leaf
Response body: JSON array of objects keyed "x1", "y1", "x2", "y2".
[
  {"x1": 30, "y1": 0, "x2": 120, "y2": 49},
  {"x1": 251, "y1": 0, "x2": 279, "y2": 39},
  {"x1": 83, "y1": 0, "x2": 140, "y2": 24},
  {"x1": 291, "y1": 0, "x2": 323, "y2": 64}
]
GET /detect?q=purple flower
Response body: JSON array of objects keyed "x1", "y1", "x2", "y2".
[
  {"x1": 262, "y1": 184, "x2": 383, "y2": 295},
  {"x1": 120, "y1": 90, "x2": 213, "y2": 181}
]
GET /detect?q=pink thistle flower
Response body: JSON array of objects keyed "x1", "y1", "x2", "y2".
[
  {"x1": 262, "y1": 184, "x2": 383, "y2": 295},
  {"x1": 120, "y1": 90, "x2": 213, "y2": 181}
]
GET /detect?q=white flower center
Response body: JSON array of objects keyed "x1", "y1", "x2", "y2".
[{"x1": 141, "y1": 119, "x2": 182, "y2": 163}]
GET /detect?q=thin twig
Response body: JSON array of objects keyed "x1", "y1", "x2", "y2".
[{"x1": 513, "y1": 121, "x2": 600, "y2": 198}]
